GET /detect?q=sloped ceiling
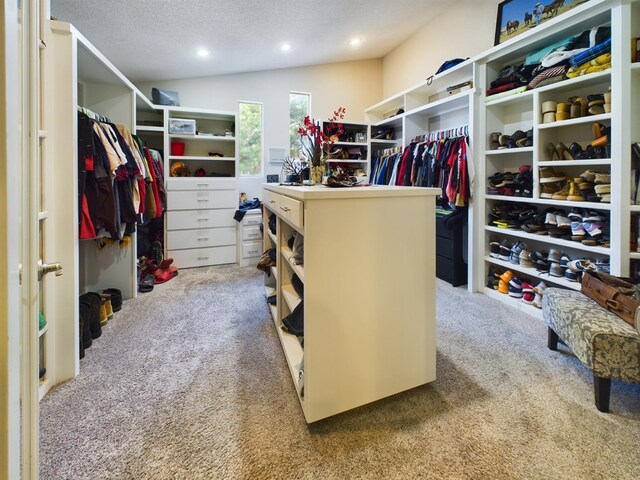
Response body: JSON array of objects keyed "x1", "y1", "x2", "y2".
[{"x1": 50, "y1": 0, "x2": 452, "y2": 82}]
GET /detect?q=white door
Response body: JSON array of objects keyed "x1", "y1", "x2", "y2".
[{"x1": 2, "y1": 0, "x2": 64, "y2": 478}]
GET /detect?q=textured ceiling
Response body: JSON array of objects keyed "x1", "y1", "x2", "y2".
[{"x1": 50, "y1": 0, "x2": 451, "y2": 82}]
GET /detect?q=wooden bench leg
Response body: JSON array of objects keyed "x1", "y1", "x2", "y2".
[
  {"x1": 594, "y1": 376, "x2": 611, "y2": 413},
  {"x1": 547, "y1": 327, "x2": 558, "y2": 350}
]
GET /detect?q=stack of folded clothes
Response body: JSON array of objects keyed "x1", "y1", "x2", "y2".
[{"x1": 486, "y1": 26, "x2": 611, "y2": 101}]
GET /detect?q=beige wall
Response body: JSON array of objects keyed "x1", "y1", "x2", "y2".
[
  {"x1": 382, "y1": 0, "x2": 499, "y2": 97},
  {"x1": 137, "y1": 59, "x2": 382, "y2": 198}
]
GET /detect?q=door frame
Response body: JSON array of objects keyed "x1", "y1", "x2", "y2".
[{"x1": 1, "y1": 0, "x2": 25, "y2": 478}]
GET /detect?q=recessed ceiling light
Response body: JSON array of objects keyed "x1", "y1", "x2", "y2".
[
  {"x1": 350, "y1": 37, "x2": 362, "y2": 47},
  {"x1": 281, "y1": 43, "x2": 292, "y2": 52},
  {"x1": 196, "y1": 48, "x2": 210, "y2": 57}
]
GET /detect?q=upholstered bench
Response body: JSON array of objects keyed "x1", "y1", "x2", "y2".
[{"x1": 542, "y1": 288, "x2": 640, "y2": 412}]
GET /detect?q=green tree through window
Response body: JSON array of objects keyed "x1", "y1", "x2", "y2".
[
  {"x1": 290, "y1": 92, "x2": 310, "y2": 157},
  {"x1": 239, "y1": 102, "x2": 263, "y2": 176}
]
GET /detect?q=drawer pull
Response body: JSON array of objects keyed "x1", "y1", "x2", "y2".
[
  {"x1": 269, "y1": 200, "x2": 276, "y2": 204},
  {"x1": 197, "y1": 256, "x2": 210, "y2": 260},
  {"x1": 246, "y1": 232, "x2": 259, "y2": 237},
  {"x1": 197, "y1": 218, "x2": 209, "y2": 222},
  {"x1": 197, "y1": 199, "x2": 209, "y2": 202},
  {"x1": 197, "y1": 237, "x2": 209, "y2": 241},
  {"x1": 196, "y1": 183, "x2": 208, "y2": 188},
  {"x1": 280, "y1": 206, "x2": 290, "y2": 212}
]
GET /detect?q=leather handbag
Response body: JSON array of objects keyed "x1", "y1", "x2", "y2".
[{"x1": 581, "y1": 271, "x2": 640, "y2": 330}]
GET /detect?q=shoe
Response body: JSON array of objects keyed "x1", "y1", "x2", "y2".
[
  {"x1": 598, "y1": 193, "x2": 611, "y2": 203},
  {"x1": 39, "y1": 312, "x2": 46, "y2": 331},
  {"x1": 583, "y1": 222, "x2": 605, "y2": 237},
  {"x1": 532, "y1": 281, "x2": 548, "y2": 309},
  {"x1": 487, "y1": 266, "x2": 499, "y2": 289},
  {"x1": 548, "y1": 248, "x2": 562, "y2": 263},
  {"x1": 580, "y1": 170, "x2": 596, "y2": 183},
  {"x1": 555, "y1": 214, "x2": 571, "y2": 229},
  {"x1": 569, "y1": 96, "x2": 587, "y2": 118},
  {"x1": 498, "y1": 279, "x2": 510, "y2": 294},
  {"x1": 583, "y1": 211, "x2": 606, "y2": 222},
  {"x1": 102, "y1": 288, "x2": 122, "y2": 312},
  {"x1": 567, "y1": 259, "x2": 597, "y2": 273},
  {"x1": 489, "y1": 238, "x2": 501, "y2": 258},
  {"x1": 549, "y1": 262, "x2": 565, "y2": 277},
  {"x1": 564, "y1": 269, "x2": 580, "y2": 282},
  {"x1": 539, "y1": 167, "x2": 566, "y2": 183},
  {"x1": 510, "y1": 241, "x2": 526, "y2": 264},
  {"x1": 556, "y1": 102, "x2": 570, "y2": 121},
  {"x1": 509, "y1": 277, "x2": 524, "y2": 298},
  {"x1": 546, "y1": 142, "x2": 557, "y2": 161},
  {"x1": 551, "y1": 182, "x2": 571, "y2": 201},
  {"x1": 594, "y1": 183, "x2": 610, "y2": 195},
  {"x1": 556, "y1": 141, "x2": 572, "y2": 160},
  {"x1": 570, "y1": 221, "x2": 586, "y2": 239},
  {"x1": 566, "y1": 180, "x2": 583, "y2": 202},
  {"x1": 540, "y1": 182, "x2": 561, "y2": 199},
  {"x1": 490, "y1": 132, "x2": 501, "y2": 150},
  {"x1": 544, "y1": 212, "x2": 558, "y2": 227},
  {"x1": 100, "y1": 293, "x2": 114, "y2": 320},
  {"x1": 567, "y1": 208, "x2": 584, "y2": 222},
  {"x1": 79, "y1": 300, "x2": 92, "y2": 349},
  {"x1": 519, "y1": 249, "x2": 534, "y2": 268},
  {"x1": 499, "y1": 270, "x2": 514, "y2": 283},
  {"x1": 521, "y1": 281, "x2": 535, "y2": 304},
  {"x1": 498, "y1": 240, "x2": 513, "y2": 262},
  {"x1": 78, "y1": 292, "x2": 102, "y2": 340}
]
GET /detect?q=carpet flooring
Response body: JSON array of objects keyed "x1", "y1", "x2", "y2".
[{"x1": 40, "y1": 265, "x2": 640, "y2": 479}]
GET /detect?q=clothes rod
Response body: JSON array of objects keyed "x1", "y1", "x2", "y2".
[{"x1": 77, "y1": 105, "x2": 111, "y2": 123}]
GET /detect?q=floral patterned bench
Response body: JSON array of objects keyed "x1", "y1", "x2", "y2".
[{"x1": 542, "y1": 288, "x2": 640, "y2": 412}]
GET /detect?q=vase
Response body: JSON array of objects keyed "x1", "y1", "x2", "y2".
[{"x1": 310, "y1": 165, "x2": 325, "y2": 185}]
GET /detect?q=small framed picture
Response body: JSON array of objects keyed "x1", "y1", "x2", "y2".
[
  {"x1": 494, "y1": 0, "x2": 591, "y2": 46},
  {"x1": 355, "y1": 132, "x2": 367, "y2": 143}
]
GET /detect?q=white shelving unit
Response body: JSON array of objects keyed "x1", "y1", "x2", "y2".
[
  {"x1": 262, "y1": 184, "x2": 438, "y2": 423},
  {"x1": 46, "y1": 21, "x2": 147, "y2": 396},
  {"x1": 163, "y1": 107, "x2": 239, "y2": 268},
  {"x1": 364, "y1": 59, "x2": 476, "y2": 289},
  {"x1": 471, "y1": 0, "x2": 632, "y2": 310},
  {"x1": 321, "y1": 120, "x2": 370, "y2": 177}
]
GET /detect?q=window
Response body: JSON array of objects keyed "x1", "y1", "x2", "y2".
[
  {"x1": 289, "y1": 92, "x2": 310, "y2": 157},
  {"x1": 239, "y1": 102, "x2": 263, "y2": 176}
]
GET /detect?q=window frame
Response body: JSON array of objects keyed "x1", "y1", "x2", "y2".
[
  {"x1": 289, "y1": 91, "x2": 311, "y2": 158},
  {"x1": 238, "y1": 100, "x2": 264, "y2": 177}
]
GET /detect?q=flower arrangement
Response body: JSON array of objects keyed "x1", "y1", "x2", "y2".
[{"x1": 297, "y1": 107, "x2": 346, "y2": 168}]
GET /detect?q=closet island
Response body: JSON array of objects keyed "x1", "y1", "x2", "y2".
[{"x1": 262, "y1": 184, "x2": 439, "y2": 422}]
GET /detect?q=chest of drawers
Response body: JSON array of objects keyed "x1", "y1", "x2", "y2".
[{"x1": 165, "y1": 178, "x2": 238, "y2": 268}]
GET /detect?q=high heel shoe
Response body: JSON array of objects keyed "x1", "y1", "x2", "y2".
[
  {"x1": 546, "y1": 142, "x2": 557, "y2": 161},
  {"x1": 556, "y1": 141, "x2": 572, "y2": 160},
  {"x1": 591, "y1": 122, "x2": 610, "y2": 147}
]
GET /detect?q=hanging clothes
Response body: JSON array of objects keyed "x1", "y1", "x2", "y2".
[
  {"x1": 370, "y1": 129, "x2": 472, "y2": 208},
  {"x1": 77, "y1": 109, "x2": 164, "y2": 240}
]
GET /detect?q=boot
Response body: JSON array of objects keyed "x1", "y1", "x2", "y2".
[
  {"x1": 79, "y1": 292, "x2": 102, "y2": 339},
  {"x1": 79, "y1": 299, "x2": 92, "y2": 349},
  {"x1": 100, "y1": 293, "x2": 114, "y2": 320},
  {"x1": 78, "y1": 301, "x2": 89, "y2": 359},
  {"x1": 103, "y1": 288, "x2": 122, "y2": 312}
]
